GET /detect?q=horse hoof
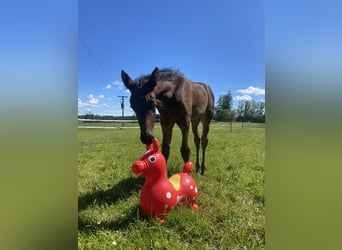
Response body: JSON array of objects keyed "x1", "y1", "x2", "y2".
[{"x1": 201, "y1": 166, "x2": 206, "y2": 175}]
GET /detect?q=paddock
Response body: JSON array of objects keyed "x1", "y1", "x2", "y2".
[{"x1": 78, "y1": 121, "x2": 265, "y2": 249}]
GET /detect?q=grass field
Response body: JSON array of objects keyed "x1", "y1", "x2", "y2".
[{"x1": 78, "y1": 122, "x2": 265, "y2": 249}]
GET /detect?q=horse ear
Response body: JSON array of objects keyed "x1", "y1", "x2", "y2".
[
  {"x1": 146, "y1": 143, "x2": 152, "y2": 151},
  {"x1": 152, "y1": 137, "x2": 160, "y2": 152},
  {"x1": 143, "y1": 67, "x2": 159, "y2": 93},
  {"x1": 121, "y1": 70, "x2": 135, "y2": 91},
  {"x1": 151, "y1": 67, "x2": 160, "y2": 80}
]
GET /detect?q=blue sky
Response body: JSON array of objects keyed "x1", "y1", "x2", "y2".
[{"x1": 78, "y1": 0, "x2": 264, "y2": 116}]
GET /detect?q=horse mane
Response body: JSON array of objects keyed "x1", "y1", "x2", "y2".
[
  {"x1": 136, "y1": 68, "x2": 184, "y2": 84},
  {"x1": 158, "y1": 68, "x2": 184, "y2": 81}
]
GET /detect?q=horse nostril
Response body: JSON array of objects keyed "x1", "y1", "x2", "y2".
[
  {"x1": 140, "y1": 133, "x2": 153, "y2": 144},
  {"x1": 147, "y1": 135, "x2": 153, "y2": 144},
  {"x1": 140, "y1": 136, "x2": 148, "y2": 144}
]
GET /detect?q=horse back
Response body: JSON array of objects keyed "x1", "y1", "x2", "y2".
[
  {"x1": 190, "y1": 82, "x2": 215, "y2": 117},
  {"x1": 155, "y1": 75, "x2": 214, "y2": 121}
]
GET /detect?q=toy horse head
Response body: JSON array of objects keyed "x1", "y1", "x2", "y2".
[{"x1": 132, "y1": 137, "x2": 167, "y2": 179}]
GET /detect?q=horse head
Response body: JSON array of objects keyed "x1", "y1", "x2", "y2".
[
  {"x1": 131, "y1": 138, "x2": 166, "y2": 179},
  {"x1": 121, "y1": 67, "x2": 160, "y2": 144}
]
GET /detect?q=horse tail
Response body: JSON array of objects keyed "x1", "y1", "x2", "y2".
[{"x1": 205, "y1": 84, "x2": 215, "y2": 113}]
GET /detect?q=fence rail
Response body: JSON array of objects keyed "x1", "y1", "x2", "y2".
[
  {"x1": 78, "y1": 119, "x2": 265, "y2": 129},
  {"x1": 78, "y1": 119, "x2": 140, "y2": 129},
  {"x1": 78, "y1": 119, "x2": 138, "y2": 123}
]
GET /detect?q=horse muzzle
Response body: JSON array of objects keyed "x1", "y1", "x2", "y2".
[{"x1": 140, "y1": 133, "x2": 154, "y2": 144}]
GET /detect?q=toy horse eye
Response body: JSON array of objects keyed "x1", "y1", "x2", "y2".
[{"x1": 148, "y1": 156, "x2": 157, "y2": 163}]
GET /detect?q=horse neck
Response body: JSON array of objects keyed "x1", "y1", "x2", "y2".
[{"x1": 154, "y1": 81, "x2": 173, "y2": 97}]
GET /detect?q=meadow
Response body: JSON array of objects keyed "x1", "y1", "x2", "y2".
[{"x1": 78, "y1": 122, "x2": 265, "y2": 249}]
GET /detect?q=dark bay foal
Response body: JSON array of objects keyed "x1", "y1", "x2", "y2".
[{"x1": 121, "y1": 67, "x2": 214, "y2": 175}]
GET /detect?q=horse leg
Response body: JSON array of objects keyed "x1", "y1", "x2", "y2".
[
  {"x1": 191, "y1": 119, "x2": 201, "y2": 173},
  {"x1": 200, "y1": 118, "x2": 210, "y2": 175},
  {"x1": 160, "y1": 119, "x2": 174, "y2": 162},
  {"x1": 179, "y1": 120, "x2": 191, "y2": 163}
]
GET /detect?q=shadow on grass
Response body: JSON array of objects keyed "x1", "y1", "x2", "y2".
[
  {"x1": 78, "y1": 204, "x2": 150, "y2": 232},
  {"x1": 78, "y1": 176, "x2": 144, "y2": 211},
  {"x1": 78, "y1": 176, "x2": 149, "y2": 231}
]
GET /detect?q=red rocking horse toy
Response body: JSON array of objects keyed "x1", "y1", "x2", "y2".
[{"x1": 132, "y1": 137, "x2": 199, "y2": 223}]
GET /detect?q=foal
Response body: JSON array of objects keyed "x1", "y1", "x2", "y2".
[{"x1": 121, "y1": 67, "x2": 214, "y2": 175}]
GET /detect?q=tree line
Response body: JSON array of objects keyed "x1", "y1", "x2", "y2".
[
  {"x1": 79, "y1": 92, "x2": 265, "y2": 123},
  {"x1": 213, "y1": 92, "x2": 265, "y2": 123}
]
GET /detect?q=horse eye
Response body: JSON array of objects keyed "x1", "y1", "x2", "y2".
[{"x1": 148, "y1": 156, "x2": 157, "y2": 163}]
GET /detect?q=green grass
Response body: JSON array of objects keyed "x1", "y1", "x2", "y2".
[{"x1": 78, "y1": 122, "x2": 265, "y2": 249}]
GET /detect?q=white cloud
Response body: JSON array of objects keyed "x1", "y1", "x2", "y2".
[
  {"x1": 233, "y1": 95, "x2": 253, "y2": 101},
  {"x1": 104, "y1": 80, "x2": 124, "y2": 90},
  {"x1": 112, "y1": 80, "x2": 124, "y2": 90},
  {"x1": 103, "y1": 80, "x2": 124, "y2": 90},
  {"x1": 78, "y1": 98, "x2": 86, "y2": 107},
  {"x1": 112, "y1": 80, "x2": 123, "y2": 86},
  {"x1": 78, "y1": 95, "x2": 114, "y2": 116},
  {"x1": 78, "y1": 95, "x2": 105, "y2": 107},
  {"x1": 237, "y1": 86, "x2": 265, "y2": 95},
  {"x1": 88, "y1": 94, "x2": 104, "y2": 104}
]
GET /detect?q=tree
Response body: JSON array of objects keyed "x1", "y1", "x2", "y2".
[
  {"x1": 256, "y1": 101, "x2": 265, "y2": 123},
  {"x1": 236, "y1": 101, "x2": 244, "y2": 122},
  {"x1": 214, "y1": 91, "x2": 233, "y2": 122},
  {"x1": 217, "y1": 91, "x2": 233, "y2": 110},
  {"x1": 236, "y1": 100, "x2": 265, "y2": 123},
  {"x1": 84, "y1": 112, "x2": 101, "y2": 120}
]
